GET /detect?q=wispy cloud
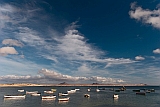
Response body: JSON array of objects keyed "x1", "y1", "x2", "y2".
[
  {"x1": 0, "y1": 1, "x2": 137, "y2": 84},
  {"x1": 129, "y1": 2, "x2": 160, "y2": 29}
]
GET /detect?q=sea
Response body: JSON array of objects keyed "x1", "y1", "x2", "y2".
[{"x1": 0, "y1": 86, "x2": 160, "y2": 107}]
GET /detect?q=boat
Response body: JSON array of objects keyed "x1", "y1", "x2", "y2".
[
  {"x1": 58, "y1": 97, "x2": 70, "y2": 101},
  {"x1": 59, "y1": 93, "x2": 68, "y2": 96},
  {"x1": 31, "y1": 93, "x2": 41, "y2": 96},
  {"x1": 42, "y1": 95, "x2": 56, "y2": 99},
  {"x1": 113, "y1": 94, "x2": 119, "y2": 98},
  {"x1": 18, "y1": 89, "x2": 24, "y2": 92},
  {"x1": 87, "y1": 88, "x2": 91, "y2": 92},
  {"x1": 51, "y1": 88, "x2": 57, "y2": 92},
  {"x1": 44, "y1": 90, "x2": 54, "y2": 94},
  {"x1": 67, "y1": 89, "x2": 76, "y2": 94},
  {"x1": 4, "y1": 95, "x2": 26, "y2": 99},
  {"x1": 119, "y1": 86, "x2": 126, "y2": 91},
  {"x1": 96, "y1": 88, "x2": 100, "y2": 92},
  {"x1": 148, "y1": 89, "x2": 155, "y2": 92},
  {"x1": 136, "y1": 92, "x2": 146, "y2": 95},
  {"x1": 26, "y1": 91, "x2": 38, "y2": 94},
  {"x1": 84, "y1": 94, "x2": 90, "y2": 98},
  {"x1": 75, "y1": 88, "x2": 80, "y2": 91}
]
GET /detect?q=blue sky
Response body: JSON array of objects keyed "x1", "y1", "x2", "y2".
[{"x1": 0, "y1": 0, "x2": 160, "y2": 85}]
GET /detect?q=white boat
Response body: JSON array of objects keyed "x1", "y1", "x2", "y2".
[
  {"x1": 18, "y1": 89, "x2": 24, "y2": 92},
  {"x1": 75, "y1": 88, "x2": 80, "y2": 91},
  {"x1": 96, "y1": 88, "x2": 100, "y2": 92},
  {"x1": 42, "y1": 95, "x2": 56, "y2": 99},
  {"x1": 44, "y1": 90, "x2": 54, "y2": 94},
  {"x1": 67, "y1": 90, "x2": 76, "y2": 94},
  {"x1": 58, "y1": 97, "x2": 70, "y2": 101},
  {"x1": 31, "y1": 93, "x2": 41, "y2": 96},
  {"x1": 51, "y1": 88, "x2": 57, "y2": 92},
  {"x1": 113, "y1": 94, "x2": 119, "y2": 98},
  {"x1": 87, "y1": 88, "x2": 91, "y2": 92},
  {"x1": 84, "y1": 94, "x2": 90, "y2": 98},
  {"x1": 4, "y1": 95, "x2": 26, "y2": 99},
  {"x1": 26, "y1": 91, "x2": 38, "y2": 94},
  {"x1": 59, "y1": 93, "x2": 68, "y2": 96}
]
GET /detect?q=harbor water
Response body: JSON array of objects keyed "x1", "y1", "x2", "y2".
[{"x1": 0, "y1": 86, "x2": 160, "y2": 107}]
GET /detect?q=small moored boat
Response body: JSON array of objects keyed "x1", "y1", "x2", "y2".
[
  {"x1": 58, "y1": 97, "x2": 70, "y2": 101},
  {"x1": 59, "y1": 93, "x2": 68, "y2": 96},
  {"x1": 4, "y1": 95, "x2": 26, "y2": 99},
  {"x1": 42, "y1": 95, "x2": 56, "y2": 99},
  {"x1": 84, "y1": 94, "x2": 90, "y2": 98},
  {"x1": 31, "y1": 93, "x2": 41, "y2": 96},
  {"x1": 26, "y1": 91, "x2": 38, "y2": 94},
  {"x1": 51, "y1": 88, "x2": 57, "y2": 92},
  {"x1": 18, "y1": 89, "x2": 24, "y2": 92},
  {"x1": 87, "y1": 88, "x2": 91, "y2": 92},
  {"x1": 44, "y1": 90, "x2": 54, "y2": 94},
  {"x1": 113, "y1": 94, "x2": 119, "y2": 98},
  {"x1": 96, "y1": 89, "x2": 100, "y2": 92}
]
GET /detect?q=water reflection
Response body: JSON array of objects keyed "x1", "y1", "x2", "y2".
[
  {"x1": 58, "y1": 100, "x2": 69, "y2": 105},
  {"x1": 113, "y1": 97, "x2": 118, "y2": 103}
]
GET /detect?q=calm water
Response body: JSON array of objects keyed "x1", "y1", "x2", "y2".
[{"x1": 0, "y1": 86, "x2": 160, "y2": 107}]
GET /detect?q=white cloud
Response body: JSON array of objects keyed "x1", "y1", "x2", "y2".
[
  {"x1": 2, "y1": 39, "x2": 23, "y2": 47},
  {"x1": 135, "y1": 56, "x2": 145, "y2": 60},
  {"x1": 129, "y1": 2, "x2": 160, "y2": 29},
  {"x1": 38, "y1": 69, "x2": 125, "y2": 83},
  {"x1": 153, "y1": 48, "x2": 160, "y2": 54},
  {"x1": 0, "y1": 69, "x2": 126, "y2": 83},
  {"x1": 104, "y1": 58, "x2": 136, "y2": 68},
  {"x1": 0, "y1": 47, "x2": 18, "y2": 55}
]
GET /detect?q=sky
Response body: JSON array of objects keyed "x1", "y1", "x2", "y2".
[{"x1": 0, "y1": 0, "x2": 160, "y2": 85}]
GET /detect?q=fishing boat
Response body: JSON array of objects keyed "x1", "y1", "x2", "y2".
[
  {"x1": 18, "y1": 89, "x2": 24, "y2": 92},
  {"x1": 113, "y1": 94, "x2": 119, "y2": 98},
  {"x1": 44, "y1": 90, "x2": 54, "y2": 94},
  {"x1": 87, "y1": 88, "x2": 91, "y2": 92},
  {"x1": 136, "y1": 92, "x2": 146, "y2": 95},
  {"x1": 31, "y1": 93, "x2": 41, "y2": 96},
  {"x1": 96, "y1": 88, "x2": 100, "y2": 92},
  {"x1": 42, "y1": 95, "x2": 56, "y2": 99},
  {"x1": 75, "y1": 88, "x2": 80, "y2": 91},
  {"x1": 4, "y1": 95, "x2": 26, "y2": 98},
  {"x1": 26, "y1": 91, "x2": 38, "y2": 94},
  {"x1": 84, "y1": 94, "x2": 90, "y2": 98},
  {"x1": 67, "y1": 89, "x2": 76, "y2": 94},
  {"x1": 51, "y1": 88, "x2": 57, "y2": 92},
  {"x1": 59, "y1": 93, "x2": 68, "y2": 96},
  {"x1": 58, "y1": 97, "x2": 70, "y2": 101}
]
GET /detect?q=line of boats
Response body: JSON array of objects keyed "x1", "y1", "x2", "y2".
[
  {"x1": 3, "y1": 87, "x2": 155, "y2": 101},
  {"x1": 3, "y1": 88, "x2": 80, "y2": 101}
]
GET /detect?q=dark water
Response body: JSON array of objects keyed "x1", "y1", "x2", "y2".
[{"x1": 0, "y1": 86, "x2": 160, "y2": 107}]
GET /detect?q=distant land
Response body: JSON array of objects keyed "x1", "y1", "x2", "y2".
[{"x1": 0, "y1": 82, "x2": 147, "y2": 87}]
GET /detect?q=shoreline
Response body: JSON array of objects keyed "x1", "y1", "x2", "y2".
[{"x1": 0, "y1": 83, "x2": 148, "y2": 87}]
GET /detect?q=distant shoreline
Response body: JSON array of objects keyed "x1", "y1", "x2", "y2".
[{"x1": 0, "y1": 83, "x2": 148, "y2": 87}]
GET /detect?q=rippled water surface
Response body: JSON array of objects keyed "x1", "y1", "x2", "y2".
[{"x1": 0, "y1": 86, "x2": 160, "y2": 107}]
